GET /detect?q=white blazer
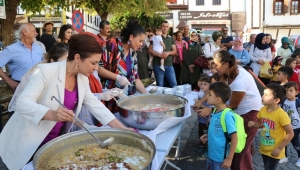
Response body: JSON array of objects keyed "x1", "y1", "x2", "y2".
[{"x1": 0, "y1": 59, "x2": 115, "y2": 170}]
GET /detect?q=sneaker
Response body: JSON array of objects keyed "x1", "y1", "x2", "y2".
[
  {"x1": 295, "y1": 158, "x2": 300, "y2": 167},
  {"x1": 279, "y1": 157, "x2": 288, "y2": 163},
  {"x1": 148, "y1": 63, "x2": 153, "y2": 69},
  {"x1": 160, "y1": 65, "x2": 165, "y2": 71}
]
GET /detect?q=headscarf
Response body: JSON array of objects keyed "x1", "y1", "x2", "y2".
[
  {"x1": 255, "y1": 33, "x2": 269, "y2": 50},
  {"x1": 188, "y1": 29, "x2": 198, "y2": 46},
  {"x1": 281, "y1": 37, "x2": 294, "y2": 52},
  {"x1": 232, "y1": 37, "x2": 244, "y2": 52},
  {"x1": 212, "y1": 31, "x2": 223, "y2": 42}
]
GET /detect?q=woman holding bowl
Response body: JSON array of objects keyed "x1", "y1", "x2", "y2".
[{"x1": 0, "y1": 34, "x2": 132, "y2": 170}]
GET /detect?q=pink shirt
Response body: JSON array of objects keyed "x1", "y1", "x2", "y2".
[{"x1": 40, "y1": 85, "x2": 78, "y2": 146}]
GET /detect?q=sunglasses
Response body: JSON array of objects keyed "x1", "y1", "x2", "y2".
[
  {"x1": 148, "y1": 34, "x2": 154, "y2": 38},
  {"x1": 66, "y1": 24, "x2": 73, "y2": 29}
]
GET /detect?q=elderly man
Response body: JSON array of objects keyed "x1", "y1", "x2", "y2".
[
  {"x1": 40, "y1": 21, "x2": 57, "y2": 52},
  {"x1": 243, "y1": 34, "x2": 256, "y2": 51},
  {"x1": 182, "y1": 25, "x2": 190, "y2": 41},
  {"x1": 0, "y1": 23, "x2": 44, "y2": 90}
]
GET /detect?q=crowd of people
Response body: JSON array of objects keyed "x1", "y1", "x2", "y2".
[{"x1": 0, "y1": 18, "x2": 299, "y2": 170}]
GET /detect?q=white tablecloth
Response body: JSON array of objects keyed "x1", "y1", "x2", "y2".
[{"x1": 22, "y1": 92, "x2": 198, "y2": 170}]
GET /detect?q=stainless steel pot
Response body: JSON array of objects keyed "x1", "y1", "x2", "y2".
[
  {"x1": 118, "y1": 94, "x2": 188, "y2": 130},
  {"x1": 33, "y1": 128, "x2": 155, "y2": 170}
]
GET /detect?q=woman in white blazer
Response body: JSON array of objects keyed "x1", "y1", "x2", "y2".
[{"x1": 0, "y1": 34, "x2": 132, "y2": 170}]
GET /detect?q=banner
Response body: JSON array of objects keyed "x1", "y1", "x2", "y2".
[{"x1": 0, "y1": 0, "x2": 5, "y2": 19}]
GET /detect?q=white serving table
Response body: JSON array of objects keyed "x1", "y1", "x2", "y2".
[{"x1": 22, "y1": 92, "x2": 199, "y2": 170}]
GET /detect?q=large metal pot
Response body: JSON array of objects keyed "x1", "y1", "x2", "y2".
[
  {"x1": 118, "y1": 94, "x2": 188, "y2": 130},
  {"x1": 33, "y1": 128, "x2": 155, "y2": 170}
]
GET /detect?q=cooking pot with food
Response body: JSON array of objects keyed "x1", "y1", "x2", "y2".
[
  {"x1": 118, "y1": 94, "x2": 188, "y2": 130},
  {"x1": 33, "y1": 128, "x2": 155, "y2": 170}
]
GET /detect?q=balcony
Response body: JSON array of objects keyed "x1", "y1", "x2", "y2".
[{"x1": 166, "y1": 0, "x2": 188, "y2": 10}]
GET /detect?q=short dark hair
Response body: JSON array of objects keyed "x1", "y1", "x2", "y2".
[
  {"x1": 265, "y1": 83, "x2": 286, "y2": 104},
  {"x1": 209, "y1": 82, "x2": 231, "y2": 103},
  {"x1": 68, "y1": 34, "x2": 102, "y2": 61},
  {"x1": 278, "y1": 66, "x2": 293, "y2": 79},
  {"x1": 162, "y1": 21, "x2": 169, "y2": 24},
  {"x1": 222, "y1": 26, "x2": 228, "y2": 30},
  {"x1": 210, "y1": 73, "x2": 221, "y2": 82},
  {"x1": 100, "y1": 20, "x2": 110, "y2": 29},
  {"x1": 146, "y1": 27, "x2": 153, "y2": 33},
  {"x1": 200, "y1": 76, "x2": 211, "y2": 84},
  {"x1": 284, "y1": 81, "x2": 299, "y2": 92},
  {"x1": 46, "y1": 43, "x2": 69, "y2": 63}
]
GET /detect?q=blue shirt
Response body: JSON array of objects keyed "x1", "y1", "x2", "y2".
[
  {"x1": 208, "y1": 109, "x2": 236, "y2": 162},
  {"x1": 228, "y1": 49, "x2": 250, "y2": 66},
  {"x1": 0, "y1": 41, "x2": 44, "y2": 81}
]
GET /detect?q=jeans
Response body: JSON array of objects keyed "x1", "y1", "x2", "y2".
[
  {"x1": 206, "y1": 158, "x2": 230, "y2": 170},
  {"x1": 262, "y1": 154, "x2": 279, "y2": 170},
  {"x1": 153, "y1": 66, "x2": 177, "y2": 87}
]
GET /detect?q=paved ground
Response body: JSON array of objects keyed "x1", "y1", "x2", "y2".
[{"x1": 163, "y1": 110, "x2": 299, "y2": 170}]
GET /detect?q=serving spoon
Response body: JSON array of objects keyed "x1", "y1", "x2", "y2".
[{"x1": 51, "y1": 96, "x2": 114, "y2": 148}]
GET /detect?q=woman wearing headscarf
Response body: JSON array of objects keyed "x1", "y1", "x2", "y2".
[
  {"x1": 277, "y1": 37, "x2": 294, "y2": 65},
  {"x1": 203, "y1": 31, "x2": 226, "y2": 74},
  {"x1": 249, "y1": 33, "x2": 272, "y2": 84},
  {"x1": 229, "y1": 37, "x2": 250, "y2": 66},
  {"x1": 179, "y1": 29, "x2": 202, "y2": 89}
]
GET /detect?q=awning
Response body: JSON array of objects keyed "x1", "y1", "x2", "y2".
[{"x1": 176, "y1": 20, "x2": 187, "y2": 29}]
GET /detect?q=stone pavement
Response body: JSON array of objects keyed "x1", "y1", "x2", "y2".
[{"x1": 163, "y1": 109, "x2": 299, "y2": 170}]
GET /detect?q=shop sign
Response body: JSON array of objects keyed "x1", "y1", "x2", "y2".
[
  {"x1": 30, "y1": 17, "x2": 61, "y2": 22},
  {"x1": 158, "y1": 13, "x2": 173, "y2": 19},
  {"x1": 178, "y1": 11, "x2": 230, "y2": 20}
]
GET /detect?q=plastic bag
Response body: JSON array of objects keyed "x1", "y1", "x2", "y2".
[{"x1": 259, "y1": 62, "x2": 273, "y2": 79}]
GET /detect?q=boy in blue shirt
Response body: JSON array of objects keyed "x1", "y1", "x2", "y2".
[{"x1": 200, "y1": 82, "x2": 237, "y2": 170}]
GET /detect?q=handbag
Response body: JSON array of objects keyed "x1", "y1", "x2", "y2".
[
  {"x1": 194, "y1": 43, "x2": 211, "y2": 69},
  {"x1": 259, "y1": 62, "x2": 273, "y2": 79}
]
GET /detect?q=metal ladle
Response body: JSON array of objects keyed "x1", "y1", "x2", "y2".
[{"x1": 51, "y1": 96, "x2": 114, "y2": 148}]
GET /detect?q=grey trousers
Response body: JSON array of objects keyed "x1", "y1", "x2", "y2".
[{"x1": 0, "y1": 157, "x2": 9, "y2": 170}]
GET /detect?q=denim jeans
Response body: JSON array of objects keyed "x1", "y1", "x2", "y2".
[
  {"x1": 153, "y1": 65, "x2": 177, "y2": 87},
  {"x1": 262, "y1": 154, "x2": 279, "y2": 170},
  {"x1": 205, "y1": 158, "x2": 230, "y2": 170}
]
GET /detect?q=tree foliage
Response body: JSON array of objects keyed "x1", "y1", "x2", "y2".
[
  {"x1": 1, "y1": 0, "x2": 168, "y2": 45},
  {"x1": 110, "y1": 13, "x2": 166, "y2": 31},
  {"x1": 20, "y1": 0, "x2": 168, "y2": 19}
]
